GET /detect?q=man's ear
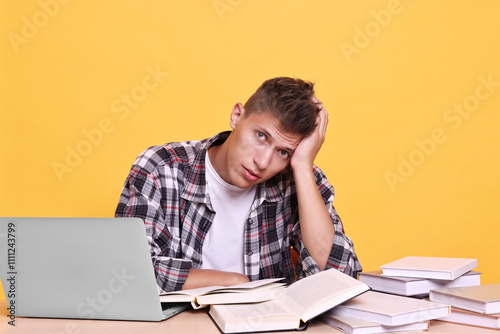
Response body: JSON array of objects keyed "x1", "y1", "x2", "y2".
[{"x1": 230, "y1": 103, "x2": 245, "y2": 129}]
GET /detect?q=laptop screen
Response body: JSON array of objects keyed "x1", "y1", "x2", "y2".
[{"x1": 0, "y1": 217, "x2": 166, "y2": 321}]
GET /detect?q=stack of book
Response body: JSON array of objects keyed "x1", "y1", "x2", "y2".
[
  {"x1": 430, "y1": 283, "x2": 500, "y2": 329},
  {"x1": 360, "y1": 256, "x2": 481, "y2": 298},
  {"x1": 321, "y1": 256, "x2": 482, "y2": 333},
  {"x1": 320, "y1": 290, "x2": 449, "y2": 333},
  {"x1": 367, "y1": 256, "x2": 500, "y2": 329}
]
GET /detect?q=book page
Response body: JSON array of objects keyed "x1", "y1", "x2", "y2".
[
  {"x1": 208, "y1": 278, "x2": 284, "y2": 292},
  {"x1": 206, "y1": 281, "x2": 285, "y2": 294},
  {"x1": 160, "y1": 277, "x2": 283, "y2": 298},
  {"x1": 196, "y1": 285, "x2": 285, "y2": 307},
  {"x1": 212, "y1": 299, "x2": 296, "y2": 322},
  {"x1": 160, "y1": 286, "x2": 222, "y2": 301},
  {"x1": 210, "y1": 301, "x2": 300, "y2": 333},
  {"x1": 274, "y1": 269, "x2": 363, "y2": 318}
]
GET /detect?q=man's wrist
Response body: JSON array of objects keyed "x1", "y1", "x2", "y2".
[{"x1": 291, "y1": 162, "x2": 315, "y2": 178}]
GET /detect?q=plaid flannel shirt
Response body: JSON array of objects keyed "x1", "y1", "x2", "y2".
[{"x1": 115, "y1": 132, "x2": 362, "y2": 292}]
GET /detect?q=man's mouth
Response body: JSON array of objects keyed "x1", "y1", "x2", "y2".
[{"x1": 242, "y1": 166, "x2": 260, "y2": 181}]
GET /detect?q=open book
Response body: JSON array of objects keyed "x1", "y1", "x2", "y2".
[
  {"x1": 159, "y1": 278, "x2": 286, "y2": 309},
  {"x1": 209, "y1": 269, "x2": 369, "y2": 333}
]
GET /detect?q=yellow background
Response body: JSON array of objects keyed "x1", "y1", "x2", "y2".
[{"x1": 1, "y1": 0, "x2": 499, "y2": 298}]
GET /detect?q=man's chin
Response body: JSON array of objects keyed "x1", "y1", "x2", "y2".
[{"x1": 234, "y1": 179, "x2": 258, "y2": 189}]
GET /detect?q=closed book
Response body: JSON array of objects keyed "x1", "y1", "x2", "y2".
[
  {"x1": 358, "y1": 270, "x2": 481, "y2": 296},
  {"x1": 438, "y1": 307, "x2": 500, "y2": 329},
  {"x1": 160, "y1": 278, "x2": 285, "y2": 309},
  {"x1": 320, "y1": 313, "x2": 430, "y2": 334},
  {"x1": 209, "y1": 268, "x2": 369, "y2": 333},
  {"x1": 430, "y1": 284, "x2": 500, "y2": 314},
  {"x1": 380, "y1": 256, "x2": 477, "y2": 280},
  {"x1": 330, "y1": 291, "x2": 450, "y2": 326}
]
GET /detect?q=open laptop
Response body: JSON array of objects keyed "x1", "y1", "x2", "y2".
[{"x1": 0, "y1": 217, "x2": 189, "y2": 321}]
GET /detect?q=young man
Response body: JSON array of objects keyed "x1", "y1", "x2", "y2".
[{"x1": 115, "y1": 77, "x2": 361, "y2": 292}]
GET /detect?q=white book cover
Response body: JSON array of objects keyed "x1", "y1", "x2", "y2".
[
  {"x1": 358, "y1": 270, "x2": 481, "y2": 296},
  {"x1": 320, "y1": 313, "x2": 429, "y2": 334},
  {"x1": 330, "y1": 291, "x2": 450, "y2": 326},
  {"x1": 430, "y1": 284, "x2": 500, "y2": 314},
  {"x1": 380, "y1": 256, "x2": 477, "y2": 280},
  {"x1": 438, "y1": 307, "x2": 500, "y2": 329}
]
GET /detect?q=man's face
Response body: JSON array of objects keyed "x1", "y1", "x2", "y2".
[{"x1": 217, "y1": 104, "x2": 302, "y2": 189}]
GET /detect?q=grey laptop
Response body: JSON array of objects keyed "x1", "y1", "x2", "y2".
[{"x1": 0, "y1": 217, "x2": 189, "y2": 321}]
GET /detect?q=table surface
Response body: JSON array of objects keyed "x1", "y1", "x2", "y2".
[{"x1": 1, "y1": 299, "x2": 498, "y2": 333}]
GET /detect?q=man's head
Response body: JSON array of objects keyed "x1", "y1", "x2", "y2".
[
  {"x1": 209, "y1": 77, "x2": 322, "y2": 189},
  {"x1": 243, "y1": 77, "x2": 320, "y2": 138}
]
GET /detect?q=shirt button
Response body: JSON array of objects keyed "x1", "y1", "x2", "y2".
[
  {"x1": 248, "y1": 219, "x2": 254, "y2": 225},
  {"x1": 247, "y1": 251, "x2": 253, "y2": 256}
]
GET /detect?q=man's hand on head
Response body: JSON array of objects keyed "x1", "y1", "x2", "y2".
[
  {"x1": 289, "y1": 96, "x2": 335, "y2": 270},
  {"x1": 290, "y1": 96, "x2": 329, "y2": 172}
]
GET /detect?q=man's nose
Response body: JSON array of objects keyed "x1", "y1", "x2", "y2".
[{"x1": 254, "y1": 147, "x2": 273, "y2": 170}]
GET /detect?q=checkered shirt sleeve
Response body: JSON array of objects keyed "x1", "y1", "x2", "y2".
[{"x1": 115, "y1": 145, "x2": 195, "y2": 293}]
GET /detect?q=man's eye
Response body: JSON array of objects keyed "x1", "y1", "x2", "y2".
[
  {"x1": 279, "y1": 150, "x2": 289, "y2": 158},
  {"x1": 256, "y1": 132, "x2": 265, "y2": 139}
]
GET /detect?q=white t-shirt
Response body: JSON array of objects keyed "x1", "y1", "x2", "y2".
[{"x1": 200, "y1": 152, "x2": 257, "y2": 274}]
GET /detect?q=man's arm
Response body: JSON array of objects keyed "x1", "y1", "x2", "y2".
[
  {"x1": 182, "y1": 269, "x2": 249, "y2": 289},
  {"x1": 289, "y1": 100, "x2": 335, "y2": 270},
  {"x1": 115, "y1": 164, "x2": 193, "y2": 292}
]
